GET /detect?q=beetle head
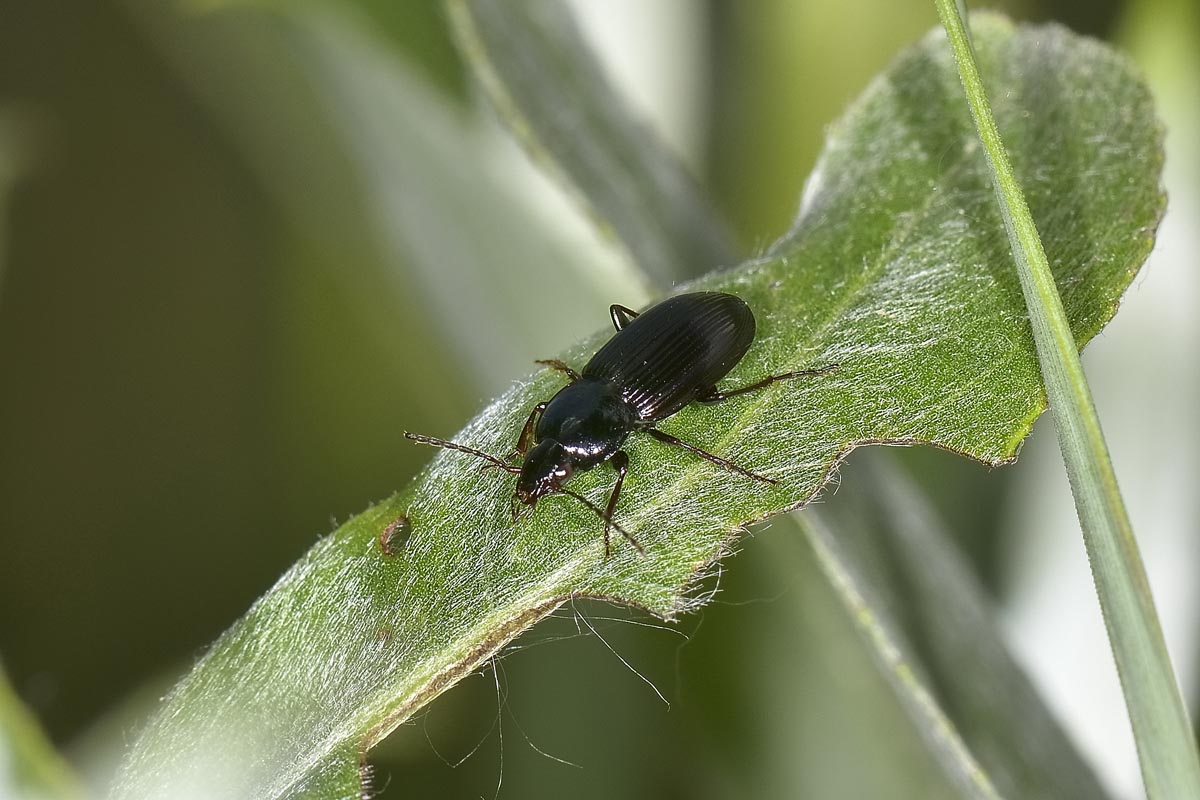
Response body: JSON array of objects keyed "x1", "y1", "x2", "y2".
[{"x1": 514, "y1": 439, "x2": 574, "y2": 517}]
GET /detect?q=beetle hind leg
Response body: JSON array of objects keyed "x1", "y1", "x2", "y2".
[
  {"x1": 697, "y1": 363, "x2": 839, "y2": 404},
  {"x1": 644, "y1": 427, "x2": 776, "y2": 485}
]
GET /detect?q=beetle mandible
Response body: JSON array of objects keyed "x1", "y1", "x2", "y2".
[{"x1": 405, "y1": 291, "x2": 837, "y2": 556}]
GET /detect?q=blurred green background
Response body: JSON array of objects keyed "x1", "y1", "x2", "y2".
[{"x1": 0, "y1": 0, "x2": 1196, "y2": 797}]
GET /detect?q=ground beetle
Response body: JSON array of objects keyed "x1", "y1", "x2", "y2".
[{"x1": 405, "y1": 291, "x2": 836, "y2": 556}]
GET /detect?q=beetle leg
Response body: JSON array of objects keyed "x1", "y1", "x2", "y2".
[
  {"x1": 644, "y1": 428, "x2": 776, "y2": 485},
  {"x1": 696, "y1": 363, "x2": 839, "y2": 404},
  {"x1": 601, "y1": 451, "x2": 638, "y2": 558},
  {"x1": 609, "y1": 303, "x2": 640, "y2": 331},
  {"x1": 558, "y1": 482, "x2": 645, "y2": 558},
  {"x1": 513, "y1": 402, "x2": 548, "y2": 458},
  {"x1": 534, "y1": 359, "x2": 581, "y2": 383},
  {"x1": 511, "y1": 494, "x2": 535, "y2": 523}
]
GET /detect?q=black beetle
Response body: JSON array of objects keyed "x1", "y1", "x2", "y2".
[{"x1": 405, "y1": 291, "x2": 836, "y2": 556}]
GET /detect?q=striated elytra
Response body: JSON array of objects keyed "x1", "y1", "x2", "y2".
[{"x1": 406, "y1": 292, "x2": 837, "y2": 556}]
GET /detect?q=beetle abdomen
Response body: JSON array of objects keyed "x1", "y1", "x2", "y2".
[{"x1": 582, "y1": 292, "x2": 756, "y2": 422}]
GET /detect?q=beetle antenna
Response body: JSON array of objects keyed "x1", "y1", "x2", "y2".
[
  {"x1": 404, "y1": 432, "x2": 521, "y2": 474},
  {"x1": 558, "y1": 488, "x2": 646, "y2": 556}
]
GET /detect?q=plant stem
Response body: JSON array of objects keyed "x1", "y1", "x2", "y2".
[{"x1": 933, "y1": 3, "x2": 1200, "y2": 797}]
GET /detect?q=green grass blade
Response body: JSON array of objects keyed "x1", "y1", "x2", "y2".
[
  {"x1": 805, "y1": 454, "x2": 1115, "y2": 798},
  {"x1": 444, "y1": 0, "x2": 739, "y2": 283},
  {"x1": 0, "y1": 664, "x2": 84, "y2": 800},
  {"x1": 934, "y1": 4, "x2": 1200, "y2": 797},
  {"x1": 795, "y1": 510, "x2": 1001, "y2": 800},
  {"x1": 110, "y1": 16, "x2": 1164, "y2": 798}
]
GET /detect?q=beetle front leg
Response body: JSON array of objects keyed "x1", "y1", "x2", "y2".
[
  {"x1": 480, "y1": 403, "x2": 546, "y2": 470},
  {"x1": 513, "y1": 402, "x2": 548, "y2": 457}
]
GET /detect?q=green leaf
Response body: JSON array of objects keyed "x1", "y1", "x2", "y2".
[
  {"x1": 935, "y1": 4, "x2": 1200, "y2": 797},
  {"x1": 110, "y1": 15, "x2": 1163, "y2": 798},
  {"x1": 444, "y1": 0, "x2": 739, "y2": 283}
]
